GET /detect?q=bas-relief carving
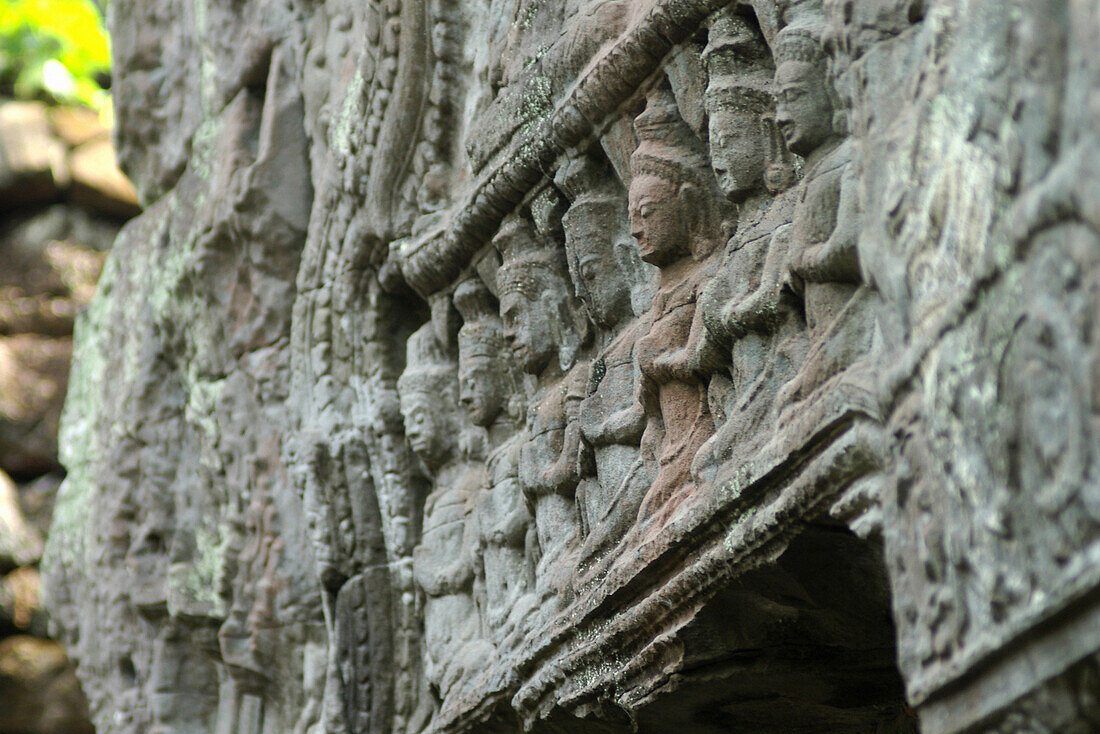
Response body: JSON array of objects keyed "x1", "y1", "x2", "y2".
[
  {"x1": 626, "y1": 84, "x2": 728, "y2": 529},
  {"x1": 495, "y1": 213, "x2": 591, "y2": 614},
  {"x1": 688, "y1": 6, "x2": 807, "y2": 485},
  {"x1": 769, "y1": 9, "x2": 880, "y2": 434},
  {"x1": 49, "y1": 0, "x2": 1100, "y2": 732},
  {"x1": 555, "y1": 153, "x2": 652, "y2": 580},
  {"x1": 452, "y1": 278, "x2": 535, "y2": 648},
  {"x1": 400, "y1": 324, "x2": 493, "y2": 702}
]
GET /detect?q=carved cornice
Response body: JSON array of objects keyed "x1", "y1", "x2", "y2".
[{"x1": 398, "y1": 0, "x2": 738, "y2": 298}]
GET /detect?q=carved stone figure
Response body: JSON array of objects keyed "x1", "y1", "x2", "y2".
[
  {"x1": 49, "y1": 0, "x2": 1100, "y2": 731},
  {"x1": 496, "y1": 215, "x2": 589, "y2": 607},
  {"x1": 400, "y1": 325, "x2": 493, "y2": 700},
  {"x1": 769, "y1": 9, "x2": 878, "y2": 431},
  {"x1": 626, "y1": 83, "x2": 728, "y2": 528},
  {"x1": 686, "y1": 6, "x2": 810, "y2": 484},
  {"x1": 452, "y1": 278, "x2": 534, "y2": 646},
  {"x1": 552, "y1": 153, "x2": 653, "y2": 577}
]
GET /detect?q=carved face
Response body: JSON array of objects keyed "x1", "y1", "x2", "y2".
[
  {"x1": 459, "y1": 355, "x2": 505, "y2": 427},
  {"x1": 563, "y1": 201, "x2": 633, "y2": 328},
  {"x1": 708, "y1": 109, "x2": 766, "y2": 203},
  {"x1": 500, "y1": 284, "x2": 558, "y2": 374},
  {"x1": 628, "y1": 174, "x2": 691, "y2": 267},
  {"x1": 775, "y1": 61, "x2": 834, "y2": 157},
  {"x1": 401, "y1": 393, "x2": 455, "y2": 467}
]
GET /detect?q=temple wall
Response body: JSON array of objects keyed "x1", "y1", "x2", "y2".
[{"x1": 43, "y1": 1, "x2": 1100, "y2": 732}]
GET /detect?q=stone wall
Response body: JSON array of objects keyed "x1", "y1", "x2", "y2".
[{"x1": 42, "y1": 1, "x2": 1100, "y2": 732}]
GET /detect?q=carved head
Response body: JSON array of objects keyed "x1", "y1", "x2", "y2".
[
  {"x1": 774, "y1": 26, "x2": 834, "y2": 156},
  {"x1": 704, "y1": 10, "x2": 777, "y2": 202},
  {"x1": 495, "y1": 215, "x2": 585, "y2": 374},
  {"x1": 455, "y1": 279, "x2": 513, "y2": 427},
  {"x1": 398, "y1": 324, "x2": 460, "y2": 468},
  {"x1": 706, "y1": 83, "x2": 776, "y2": 202},
  {"x1": 629, "y1": 85, "x2": 724, "y2": 266},
  {"x1": 558, "y1": 155, "x2": 638, "y2": 329}
]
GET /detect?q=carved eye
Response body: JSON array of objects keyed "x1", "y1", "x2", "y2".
[
  {"x1": 579, "y1": 256, "x2": 600, "y2": 281},
  {"x1": 783, "y1": 88, "x2": 805, "y2": 104}
]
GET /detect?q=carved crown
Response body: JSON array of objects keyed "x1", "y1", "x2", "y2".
[
  {"x1": 495, "y1": 215, "x2": 569, "y2": 301},
  {"x1": 775, "y1": 26, "x2": 826, "y2": 67},
  {"x1": 398, "y1": 324, "x2": 457, "y2": 396},
  {"x1": 455, "y1": 279, "x2": 506, "y2": 359},
  {"x1": 631, "y1": 85, "x2": 714, "y2": 192},
  {"x1": 703, "y1": 9, "x2": 771, "y2": 72}
]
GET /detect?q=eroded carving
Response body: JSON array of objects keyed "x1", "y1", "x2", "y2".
[
  {"x1": 627, "y1": 83, "x2": 728, "y2": 529},
  {"x1": 400, "y1": 325, "x2": 493, "y2": 702},
  {"x1": 496, "y1": 214, "x2": 590, "y2": 613},
  {"x1": 453, "y1": 278, "x2": 535, "y2": 647},
  {"x1": 49, "y1": 1, "x2": 1100, "y2": 732},
  {"x1": 555, "y1": 152, "x2": 653, "y2": 579}
]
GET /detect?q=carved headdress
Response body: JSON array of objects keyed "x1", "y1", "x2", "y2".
[
  {"x1": 631, "y1": 84, "x2": 732, "y2": 252},
  {"x1": 397, "y1": 323, "x2": 457, "y2": 398},
  {"x1": 703, "y1": 7, "x2": 774, "y2": 116},
  {"x1": 455, "y1": 278, "x2": 507, "y2": 361},
  {"x1": 494, "y1": 214, "x2": 571, "y2": 301},
  {"x1": 775, "y1": 25, "x2": 827, "y2": 67},
  {"x1": 774, "y1": 0, "x2": 827, "y2": 67},
  {"x1": 704, "y1": 8, "x2": 772, "y2": 70},
  {"x1": 631, "y1": 84, "x2": 715, "y2": 193},
  {"x1": 557, "y1": 152, "x2": 619, "y2": 205}
]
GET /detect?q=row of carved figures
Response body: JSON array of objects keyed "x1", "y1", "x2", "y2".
[{"x1": 397, "y1": 1, "x2": 881, "y2": 703}]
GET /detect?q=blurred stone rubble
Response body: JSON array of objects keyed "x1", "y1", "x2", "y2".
[{"x1": 0, "y1": 97, "x2": 136, "y2": 734}]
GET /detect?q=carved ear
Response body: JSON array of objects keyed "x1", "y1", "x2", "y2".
[
  {"x1": 677, "y1": 181, "x2": 721, "y2": 258},
  {"x1": 764, "y1": 116, "x2": 797, "y2": 194},
  {"x1": 572, "y1": 295, "x2": 593, "y2": 347},
  {"x1": 678, "y1": 181, "x2": 702, "y2": 211},
  {"x1": 546, "y1": 291, "x2": 581, "y2": 372}
]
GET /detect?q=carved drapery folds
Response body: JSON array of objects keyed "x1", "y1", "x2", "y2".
[{"x1": 45, "y1": 0, "x2": 1100, "y2": 732}]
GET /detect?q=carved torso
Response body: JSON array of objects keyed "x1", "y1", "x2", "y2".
[
  {"x1": 635, "y1": 257, "x2": 718, "y2": 522},
  {"x1": 519, "y1": 363, "x2": 587, "y2": 571},
  {"x1": 791, "y1": 139, "x2": 858, "y2": 335},
  {"x1": 579, "y1": 319, "x2": 648, "y2": 521},
  {"x1": 477, "y1": 430, "x2": 532, "y2": 636}
]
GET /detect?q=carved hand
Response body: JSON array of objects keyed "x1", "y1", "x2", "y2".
[
  {"x1": 790, "y1": 238, "x2": 861, "y2": 283},
  {"x1": 601, "y1": 402, "x2": 646, "y2": 445}
]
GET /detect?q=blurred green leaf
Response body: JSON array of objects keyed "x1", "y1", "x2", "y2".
[{"x1": 0, "y1": 0, "x2": 110, "y2": 110}]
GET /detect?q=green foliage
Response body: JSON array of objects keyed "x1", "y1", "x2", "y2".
[{"x1": 0, "y1": 0, "x2": 110, "y2": 110}]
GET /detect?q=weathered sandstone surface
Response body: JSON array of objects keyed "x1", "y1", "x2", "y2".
[{"x1": 44, "y1": 1, "x2": 1100, "y2": 732}]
